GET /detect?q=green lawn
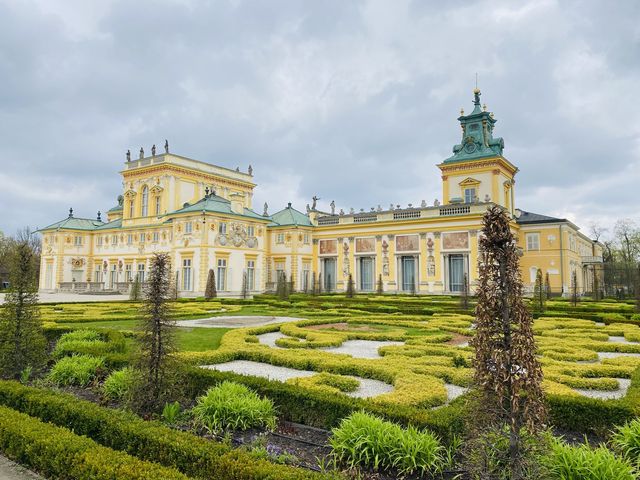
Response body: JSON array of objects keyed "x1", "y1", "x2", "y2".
[{"x1": 176, "y1": 327, "x2": 230, "y2": 352}]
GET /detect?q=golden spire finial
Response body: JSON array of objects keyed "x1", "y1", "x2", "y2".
[
  {"x1": 460, "y1": 107, "x2": 465, "y2": 116},
  {"x1": 483, "y1": 104, "x2": 487, "y2": 112}
]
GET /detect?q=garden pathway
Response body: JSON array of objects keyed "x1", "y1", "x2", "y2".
[
  {"x1": 0, "y1": 455, "x2": 42, "y2": 480},
  {"x1": 177, "y1": 316, "x2": 303, "y2": 328}
]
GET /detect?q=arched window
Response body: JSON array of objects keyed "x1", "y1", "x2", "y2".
[{"x1": 141, "y1": 186, "x2": 149, "y2": 217}]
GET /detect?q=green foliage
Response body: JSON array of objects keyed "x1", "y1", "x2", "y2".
[
  {"x1": 0, "y1": 238, "x2": 46, "y2": 379},
  {"x1": 315, "y1": 372, "x2": 359, "y2": 393},
  {"x1": 129, "y1": 275, "x2": 142, "y2": 301},
  {"x1": 48, "y1": 355, "x2": 104, "y2": 386},
  {"x1": 543, "y1": 437, "x2": 636, "y2": 480},
  {"x1": 533, "y1": 268, "x2": 546, "y2": 313},
  {"x1": 19, "y1": 366, "x2": 32, "y2": 384},
  {"x1": 192, "y1": 381, "x2": 277, "y2": 434},
  {"x1": 0, "y1": 404, "x2": 188, "y2": 480},
  {"x1": 161, "y1": 401, "x2": 181, "y2": 425},
  {"x1": 612, "y1": 417, "x2": 640, "y2": 467},
  {"x1": 346, "y1": 274, "x2": 354, "y2": 298},
  {"x1": 0, "y1": 381, "x2": 324, "y2": 480},
  {"x1": 102, "y1": 367, "x2": 137, "y2": 401},
  {"x1": 330, "y1": 411, "x2": 444, "y2": 475},
  {"x1": 204, "y1": 269, "x2": 217, "y2": 299}
]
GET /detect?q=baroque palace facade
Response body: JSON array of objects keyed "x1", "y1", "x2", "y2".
[{"x1": 38, "y1": 90, "x2": 603, "y2": 296}]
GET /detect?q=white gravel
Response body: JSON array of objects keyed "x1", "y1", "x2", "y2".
[
  {"x1": 608, "y1": 336, "x2": 640, "y2": 344},
  {"x1": 177, "y1": 316, "x2": 303, "y2": 328},
  {"x1": 321, "y1": 340, "x2": 404, "y2": 359},
  {"x1": 202, "y1": 360, "x2": 394, "y2": 398},
  {"x1": 574, "y1": 378, "x2": 632, "y2": 400},
  {"x1": 257, "y1": 331, "x2": 287, "y2": 348},
  {"x1": 597, "y1": 351, "x2": 640, "y2": 360},
  {"x1": 445, "y1": 384, "x2": 468, "y2": 402},
  {"x1": 0, "y1": 455, "x2": 43, "y2": 480},
  {"x1": 457, "y1": 341, "x2": 470, "y2": 348},
  {"x1": 594, "y1": 322, "x2": 606, "y2": 327}
]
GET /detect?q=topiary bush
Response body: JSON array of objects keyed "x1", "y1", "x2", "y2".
[
  {"x1": 191, "y1": 381, "x2": 277, "y2": 434},
  {"x1": 330, "y1": 411, "x2": 444, "y2": 476},
  {"x1": 48, "y1": 355, "x2": 104, "y2": 387}
]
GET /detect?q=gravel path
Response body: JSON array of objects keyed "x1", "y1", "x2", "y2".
[
  {"x1": 0, "y1": 455, "x2": 43, "y2": 480},
  {"x1": 445, "y1": 384, "x2": 469, "y2": 402},
  {"x1": 177, "y1": 316, "x2": 303, "y2": 328},
  {"x1": 574, "y1": 378, "x2": 632, "y2": 400},
  {"x1": 1, "y1": 292, "x2": 131, "y2": 304},
  {"x1": 202, "y1": 360, "x2": 394, "y2": 398},
  {"x1": 608, "y1": 336, "x2": 640, "y2": 344},
  {"x1": 257, "y1": 331, "x2": 287, "y2": 348},
  {"x1": 321, "y1": 340, "x2": 404, "y2": 359},
  {"x1": 597, "y1": 352, "x2": 640, "y2": 360}
]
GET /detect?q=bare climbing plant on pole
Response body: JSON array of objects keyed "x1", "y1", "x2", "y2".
[{"x1": 467, "y1": 206, "x2": 546, "y2": 479}]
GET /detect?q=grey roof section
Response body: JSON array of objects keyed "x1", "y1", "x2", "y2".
[
  {"x1": 269, "y1": 204, "x2": 313, "y2": 227},
  {"x1": 516, "y1": 210, "x2": 566, "y2": 225},
  {"x1": 170, "y1": 193, "x2": 269, "y2": 221}
]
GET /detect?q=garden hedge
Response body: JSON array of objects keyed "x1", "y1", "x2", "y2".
[
  {"x1": 0, "y1": 405, "x2": 188, "y2": 480},
  {"x1": 0, "y1": 381, "x2": 334, "y2": 480}
]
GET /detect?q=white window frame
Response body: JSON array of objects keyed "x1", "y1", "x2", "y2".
[
  {"x1": 276, "y1": 233, "x2": 285, "y2": 244},
  {"x1": 182, "y1": 258, "x2": 192, "y2": 291},
  {"x1": 74, "y1": 236, "x2": 82, "y2": 246},
  {"x1": 217, "y1": 259, "x2": 227, "y2": 291},
  {"x1": 246, "y1": 260, "x2": 255, "y2": 291},
  {"x1": 247, "y1": 225, "x2": 255, "y2": 237},
  {"x1": 464, "y1": 187, "x2": 476, "y2": 204},
  {"x1": 526, "y1": 233, "x2": 540, "y2": 251},
  {"x1": 218, "y1": 222, "x2": 227, "y2": 235},
  {"x1": 185, "y1": 222, "x2": 193, "y2": 234},
  {"x1": 141, "y1": 186, "x2": 149, "y2": 217}
]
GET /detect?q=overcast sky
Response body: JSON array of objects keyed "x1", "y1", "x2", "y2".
[{"x1": 1, "y1": 0, "x2": 638, "y2": 239}]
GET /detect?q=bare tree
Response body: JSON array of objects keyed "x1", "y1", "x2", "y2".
[
  {"x1": 467, "y1": 206, "x2": 546, "y2": 479},
  {"x1": 0, "y1": 233, "x2": 46, "y2": 379},
  {"x1": 133, "y1": 253, "x2": 176, "y2": 413}
]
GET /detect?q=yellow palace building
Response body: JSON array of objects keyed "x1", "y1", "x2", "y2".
[{"x1": 38, "y1": 90, "x2": 603, "y2": 297}]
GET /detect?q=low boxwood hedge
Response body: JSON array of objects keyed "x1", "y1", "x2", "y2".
[
  {"x1": 0, "y1": 381, "x2": 333, "y2": 480},
  {"x1": 0, "y1": 404, "x2": 188, "y2": 480}
]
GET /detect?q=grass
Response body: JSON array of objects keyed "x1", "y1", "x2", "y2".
[{"x1": 176, "y1": 327, "x2": 230, "y2": 352}]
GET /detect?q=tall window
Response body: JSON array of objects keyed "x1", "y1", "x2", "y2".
[
  {"x1": 152, "y1": 232, "x2": 159, "y2": 243},
  {"x1": 74, "y1": 236, "x2": 82, "y2": 246},
  {"x1": 217, "y1": 259, "x2": 227, "y2": 291},
  {"x1": 526, "y1": 233, "x2": 540, "y2": 251},
  {"x1": 275, "y1": 261, "x2": 285, "y2": 281},
  {"x1": 246, "y1": 260, "x2": 255, "y2": 291},
  {"x1": 185, "y1": 222, "x2": 193, "y2": 234},
  {"x1": 464, "y1": 188, "x2": 476, "y2": 204},
  {"x1": 276, "y1": 233, "x2": 285, "y2": 244},
  {"x1": 127, "y1": 234, "x2": 133, "y2": 245},
  {"x1": 218, "y1": 222, "x2": 227, "y2": 234},
  {"x1": 141, "y1": 186, "x2": 149, "y2": 217},
  {"x1": 247, "y1": 225, "x2": 255, "y2": 237},
  {"x1": 302, "y1": 263, "x2": 310, "y2": 291},
  {"x1": 182, "y1": 258, "x2": 192, "y2": 290},
  {"x1": 139, "y1": 233, "x2": 145, "y2": 243},
  {"x1": 155, "y1": 196, "x2": 161, "y2": 216},
  {"x1": 129, "y1": 200, "x2": 134, "y2": 218},
  {"x1": 111, "y1": 235, "x2": 118, "y2": 245},
  {"x1": 125, "y1": 264, "x2": 132, "y2": 282},
  {"x1": 97, "y1": 236, "x2": 103, "y2": 246},
  {"x1": 137, "y1": 264, "x2": 145, "y2": 282},
  {"x1": 303, "y1": 233, "x2": 310, "y2": 244}
]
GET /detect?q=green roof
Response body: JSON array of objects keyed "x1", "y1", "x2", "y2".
[
  {"x1": 269, "y1": 204, "x2": 313, "y2": 227},
  {"x1": 107, "y1": 204, "x2": 123, "y2": 213},
  {"x1": 94, "y1": 218, "x2": 123, "y2": 230},
  {"x1": 170, "y1": 193, "x2": 269, "y2": 221},
  {"x1": 443, "y1": 89, "x2": 505, "y2": 163},
  {"x1": 39, "y1": 216, "x2": 104, "y2": 232}
]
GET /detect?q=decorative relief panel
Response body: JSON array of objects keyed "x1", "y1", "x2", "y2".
[
  {"x1": 396, "y1": 234, "x2": 419, "y2": 252},
  {"x1": 442, "y1": 232, "x2": 469, "y2": 250},
  {"x1": 319, "y1": 239, "x2": 337, "y2": 255},
  {"x1": 355, "y1": 237, "x2": 375, "y2": 253}
]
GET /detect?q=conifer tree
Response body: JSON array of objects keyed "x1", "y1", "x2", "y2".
[
  {"x1": 241, "y1": 271, "x2": 249, "y2": 299},
  {"x1": 173, "y1": 271, "x2": 180, "y2": 301},
  {"x1": 533, "y1": 269, "x2": 545, "y2": 313},
  {"x1": 346, "y1": 273, "x2": 355, "y2": 298},
  {"x1": 592, "y1": 267, "x2": 600, "y2": 301},
  {"x1": 460, "y1": 273, "x2": 470, "y2": 309},
  {"x1": 0, "y1": 236, "x2": 46, "y2": 379},
  {"x1": 571, "y1": 270, "x2": 579, "y2": 306},
  {"x1": 376, "y1": 274, "x2": 384, "y2": 295},
  {"x1": 204, "y1": 269, "x2": 216, "y2": 299},
  {"x1": 133, "y1": 253, "x2": 176, "y2": 413},
  {"x1": 468, "y1": 206, "x2": 546, "y2": 479},
  {"x1": 129, "y1": 274, "x2": 141, "y2": 301},
  {"x1": 317, "y1": 272, "x2": 322, "y2": 295},
  {"x1": 544, "y1": 272, "x2": 551, "y2": 300},
  {"x1": 311, "y1": 271, "x2": 317, "y2": 296}
]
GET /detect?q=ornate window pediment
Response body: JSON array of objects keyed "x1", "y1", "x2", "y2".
[
  {"x1": 458, "y1": 177, "x2": 481, "y2": 187},
  {"x1": 150, "y1": 184, "x2": 164, "y2": 194},
  {"x1": 124, "y1": 189, "x2": 137, "y2": 199}
]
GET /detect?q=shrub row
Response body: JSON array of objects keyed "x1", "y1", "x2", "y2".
[
  {"x1": 0, "y1": 405, "x2": 188, "y2": 480},
  {"x1": 185, "y1": 367, "x2": 465, "y2": 444},
  {"x1": 0, "y1": 381, "x2": 332, "y2": 480}
]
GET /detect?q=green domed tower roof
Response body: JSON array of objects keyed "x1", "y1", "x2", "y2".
[{"x1": 444, "y1": 89, "x2": 504, "y2": 163}]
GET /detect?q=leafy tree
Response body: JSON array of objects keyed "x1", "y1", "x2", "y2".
[
  {"x1": 133, "y1": 253, "x2": 176, "y2": 413},
  {"x1": 376, "y1": 274, "x2": 384, "y2": 295},
  {"x1": 532, "y1": 269, "x2": 545, "y2": 313},
  {"x1": 0, "y1": 234, "x2": 47, "y2": 379},
  {"x1": 129, "y1": 275, "x2": 141, "y2": 301},
  {"x1": 467, "y1": 206, "x2": 546, "y2": 479},
  {"x1": 346, "y1": 273, "x2": 355, "y2": 298},
  {"x1": 204, "y1": 269, "x2": 216, "y2": 299}
]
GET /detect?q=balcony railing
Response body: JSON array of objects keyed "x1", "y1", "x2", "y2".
[{"x1": 582, "y1": 256, "x2": 603, "y2": 264}]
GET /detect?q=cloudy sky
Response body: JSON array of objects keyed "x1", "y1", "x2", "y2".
[{"x1": 1, "y1": 0, "x2": 638, "y2": 239}]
